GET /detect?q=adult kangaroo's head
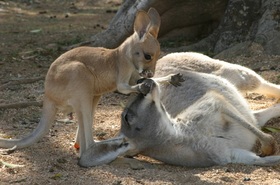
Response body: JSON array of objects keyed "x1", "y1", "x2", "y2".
[
  {"x1": 120, "y1": 79, "x2": 166, "y2": 151},
  {"x1": 123, "y1": 8, "x2": 161, "y2": 78}
]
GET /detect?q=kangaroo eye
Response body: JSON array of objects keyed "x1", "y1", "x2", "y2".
[
  {"x1": 124, "y1": 113, "x2": 129, "y2": 125},
  {"x1": 144, "y1": 53, "x2": 152, "y2": 61}
]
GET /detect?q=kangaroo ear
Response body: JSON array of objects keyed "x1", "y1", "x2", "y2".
[
  {"x1": 147, "y1": 8, "x2": 161, "y2": 38},
  {"x1": 134, "y1": 10, "x2": 151, "y2": 39}
]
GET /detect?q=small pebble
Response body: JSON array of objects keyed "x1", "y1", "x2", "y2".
[{"x1": 243, "y1": 177, "x2": 251, "y2": 181}]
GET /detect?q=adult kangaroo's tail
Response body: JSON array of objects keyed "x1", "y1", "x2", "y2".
[{"x1": 0, "y1": 98, "x2": 56, "y2": 149}]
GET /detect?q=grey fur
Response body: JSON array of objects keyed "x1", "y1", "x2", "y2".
[
  {"x1": 79, "y1": 52, "x2": 280, "y2": 167},
  {"x1": 120, "y1": 77, "x2": 280, "y2": 167}
]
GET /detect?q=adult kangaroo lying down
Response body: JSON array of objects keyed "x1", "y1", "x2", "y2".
[
  {"x1": 157, "y1": 52, "x2": 280, "y2": 99},
  {"x1": 0, "y1": 8, "x2": 161, "y2": 157},
  {"x1": 120, "y1": 78, "x2": 280, "y2": 167},
  {"x1": 79, "y1": 72, "x2": 280, "y2": 167}
]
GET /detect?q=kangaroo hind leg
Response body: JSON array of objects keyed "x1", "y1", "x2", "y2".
[
  {"x1": 72, "y1": 95, "x2": 100, "y2": 156},
  {"x1": 230, "y1": 148, "x2": 280, "y2": 166},
  {"x1": 74, "y1": 95, "x2": 101, "y2": 151},
  {"x1": 253, "y1": 103, "x2": 280, "y2": 127},
  {"x1": 255, "y1": 80, "x2": 280, "y2": 100},
  {"x1": 221, "y1": 101, "x2": 277, "y2": 156}
]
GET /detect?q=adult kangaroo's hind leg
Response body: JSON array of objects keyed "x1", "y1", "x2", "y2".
[
  {"x1": 254, "y1": 80, "x2": 280, "y2": 100},
  {"x1": 230, "y1": 148, "x2": 280, "y2": 166},
  {"x1": 253, "y1": 103, "x2": 280, "y2": 127},
  {"x1": 221, "y1": 99, "x2": 277, "y2": 156},
  {"x1": 209, "y1": 60, "x2": 280, "y2": 99}
]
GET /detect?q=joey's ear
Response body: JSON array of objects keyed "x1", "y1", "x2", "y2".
[
  {"x1": 134, "y1": 10, "x2": 151, "y2": 39},
  {"x1": 147, "y1": 8, "x2": 161, "y2": 38}
]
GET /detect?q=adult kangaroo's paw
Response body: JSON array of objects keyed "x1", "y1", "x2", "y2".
[
  {"x1": 170, "y1": 73, "x2": 185, "y2": 87},
  {"x1": 139, "y1": 79, "x2": 156, "y2": 95}
]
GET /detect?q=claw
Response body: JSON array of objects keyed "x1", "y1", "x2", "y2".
[{"x1": 169, "y1": 73, "x2": 185, "y2": 87}]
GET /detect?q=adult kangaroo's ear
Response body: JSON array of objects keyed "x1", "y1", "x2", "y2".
[
  {"x1": 134, "y1": 10, "x2": 151, "y2": 39},
  {"x1": 147, "y1": 7, "x2": 161, "y2": 38}
]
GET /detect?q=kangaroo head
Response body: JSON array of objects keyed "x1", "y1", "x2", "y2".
[
  {"x1": 124, "y1": 8, "x2": 161, "y2": 78},
  {"x1": 121, "y1": 79, "x2": 165, "y2": 150}
]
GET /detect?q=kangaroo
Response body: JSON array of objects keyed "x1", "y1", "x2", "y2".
[
  {"x1": 78, "y1": 71, "x2": 280, "y2": 167},
  {"x1": 157, "y1": 52, "x2": 280, "y2": 99},
  {"x1": 0, "y1": 8, "x2": 161, "y2": 157},
  {"x1": 118, "y1": 77, "x2": 280, "y2": 167},
  {"x1": 78, "y1": 73, "x2": 184, "y2": 167}
]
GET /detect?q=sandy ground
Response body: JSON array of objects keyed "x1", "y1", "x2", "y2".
[{"x1": 1, "y1": 1, "x2": 280, "y2": 184}]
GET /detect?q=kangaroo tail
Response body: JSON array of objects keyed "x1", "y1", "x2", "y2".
[{"x1": 0, "y1": 97, "x2": 56, "y2": 149}]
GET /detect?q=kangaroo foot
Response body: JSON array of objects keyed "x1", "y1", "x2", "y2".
[{"x1": 259, "y1": 136, "x2": 278, "y2": 157}]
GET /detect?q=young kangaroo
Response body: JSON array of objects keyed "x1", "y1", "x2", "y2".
[
  {"x1": 0, "y1": 8, "x2": 161, "y2": 157},
  {"x1": 157, "y1": 52, "x2": 280, "y2": 99}
]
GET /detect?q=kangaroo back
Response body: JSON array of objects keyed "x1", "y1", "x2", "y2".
[
  {"x1": 156, "y1": 52, "x2": 280, "y2": 98},
  {"x1": 156, "y1": 67, "x2": 254, "y2": 121}
]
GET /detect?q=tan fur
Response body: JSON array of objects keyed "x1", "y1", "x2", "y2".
[{"x1": 0, "y1": 8, "x2": 161, "y2": 158}]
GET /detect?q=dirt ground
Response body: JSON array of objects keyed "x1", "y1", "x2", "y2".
[{"x1": 1, "y1": 1, "x2": 280, "y2": 184}]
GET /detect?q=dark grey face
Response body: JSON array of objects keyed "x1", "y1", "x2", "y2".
[{"x1": 120, "y1": 93, "x2": 163, "y2": 149}]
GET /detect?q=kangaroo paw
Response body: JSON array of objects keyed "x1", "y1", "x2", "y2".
[
  {"x1": 139, "y1": 79, "x2": 155, "y2": 95},
  {"x1": 169, "y1": 73, "x2": 185, "y2": 87}
]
